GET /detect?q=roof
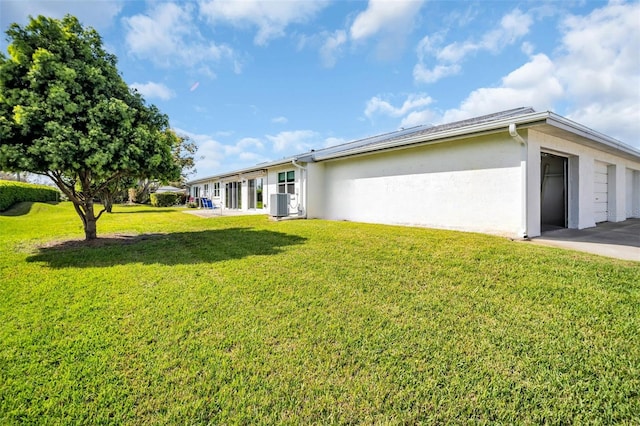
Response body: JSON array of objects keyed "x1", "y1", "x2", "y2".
[
  {"x1": 155, "y1": 185, "x2": 187, "y2": 193},
  {"x1": 300, "y1": 107, "x2": 537, "y2": 161},
  {"x1": 188, "y1": 107, "x2": 640, "y2": 185}
]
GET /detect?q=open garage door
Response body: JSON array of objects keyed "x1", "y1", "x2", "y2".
[
  {"x1": 594, "y1": 161, "x2": 609, "y2": 223},
  {"x1": 541, "y1": 153, "x2": 567, "y2": 231}
]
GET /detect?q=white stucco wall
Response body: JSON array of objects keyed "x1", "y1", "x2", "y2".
[
  {"x1": 306, "y1": 162, "x2": 326, "y2": 219},
  {"x1": 319, "y1": 134, "x2": 525, "y2": 237}
]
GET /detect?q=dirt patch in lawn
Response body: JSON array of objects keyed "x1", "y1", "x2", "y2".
[{"x1": 36, "y1": 233, "x2": 168, "y2": 250}]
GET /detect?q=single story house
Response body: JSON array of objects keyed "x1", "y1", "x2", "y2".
[{"x1": 187, "y1": 107, "x2": 640, "y2": 239}]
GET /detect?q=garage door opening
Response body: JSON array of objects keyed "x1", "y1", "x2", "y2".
[
  {"x1": 594, "y1": 161, "x2": 609, "y2": 223},
  {"x1": 541, "y1": 153, "x2": 567, "y2": 231}
]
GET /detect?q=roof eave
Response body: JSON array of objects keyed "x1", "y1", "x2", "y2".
[
  {"x1": 311, "y1": 111, "x2": 640, "y2": 162},
  {"x1": 311, "y1": 111, "x2": 551, "y2": 161},
  {"x1": 541, "y1": 112, "x2": 640, "y2": 159}
]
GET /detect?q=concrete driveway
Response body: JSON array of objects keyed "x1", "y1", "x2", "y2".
[{"x1": 530, "y1": 219, "x2": 640, "y2": 262}]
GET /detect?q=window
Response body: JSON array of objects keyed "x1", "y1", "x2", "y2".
[
  {"x1": 203, "y1": 184, "x2": 209, "y2": 197},
  {"x1": 278, "y1": 171, "x2": 295, "y2": 194},
  {"x1": 213, "y1": 182, "x2": 220, "y2": 197}
]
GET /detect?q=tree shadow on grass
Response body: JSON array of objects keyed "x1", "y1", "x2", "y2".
[
  {"x1": 1, "y1": 201, "x2": 59, "y2": 217},
  {"x1": 26, "y1": 228, "x2": 307, "y2": 268}
]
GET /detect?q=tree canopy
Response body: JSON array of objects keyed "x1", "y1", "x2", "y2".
[{"x1": 0, "y1": 15, "x2": 182, "y2": 239}]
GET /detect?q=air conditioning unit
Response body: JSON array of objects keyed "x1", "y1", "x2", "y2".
[{"x1": 270, "y1": 193, "x2": 289, "y2": 217}]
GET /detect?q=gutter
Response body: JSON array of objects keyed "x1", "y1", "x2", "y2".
[
  {"x1": 545, "y1": 112, "x2": 640, "y2": 160},
  {"x1": 291, "y1": 159, "x2": 307, "y2": 218},
  {"x1": 509, "y1": 123, "x2": 528, "y2": 239}
]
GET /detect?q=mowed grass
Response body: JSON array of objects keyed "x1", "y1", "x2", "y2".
[{"x1": 1, "y1": 202, "x2": 638, "y2": 424}]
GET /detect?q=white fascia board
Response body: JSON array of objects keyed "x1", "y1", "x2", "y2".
[{"x1": 544, "y1": 113, "x2": 640, "y2": 160}]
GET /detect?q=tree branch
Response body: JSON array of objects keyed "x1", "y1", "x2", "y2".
[
  {"x1": 71, "y1": 200, "x2": 87, "y2": 227},
  {"x1": 47, "y1": 171, "x2": 81, "y2": 204},
  {"x1": 95, "y1": 207, "x2": 107, "y2": 221}
]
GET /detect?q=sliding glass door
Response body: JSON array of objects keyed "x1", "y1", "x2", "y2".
[
  {"x1": 248, "y1": 178, "x2": 263, "y2": 209},
  {"x1": 225, "y1": 182, "x2": 241, "y2": 209}
]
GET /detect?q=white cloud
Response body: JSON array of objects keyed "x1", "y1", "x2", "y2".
[
  {"x1": 441, "y1": 53, "x2": 563, "y2": 123},
  {"x1": 430, "y1": 2, "x2": 637, "y2": 144},
  {"x1": 414, "y1": 8, "x2": 534, "y2": 84},
  {"x1": 413, "y1": 63, "x2": 461, "y2": 84},
  {"x1": 350, "y1": 0, "x2": 424, "y2": 41},
  {"x1": 267, "y1": 130, "x2": 319, "y2": 153},
  {"x1": 130, "y1": 82, "x2": 175, "y2": 101},
  {"x1": 349, "y1": 0, "x2": 425, "y2": 60},
  {"x1": 555, "y1": 1, "x2": 640, "y2": 143},
  {"x1": 435, "y1": 9, "x2": 532, "y2": 62},
  {"x1": 416, "y1": 0, "x2": 640, "y2": 146},
  {"x1": 175, "y1": 128, "x2": 269, "y2": 178},
  {"x1": 0, "y1": 0, "x2": 123, "y2": 32},
  {"x1": 198, "y1": 0, "x2": 327, "y2": 46},
  {"x1": 320, "y1": 30, "x2": 347, "y2": 68},
  {"x1": 481, "y1": 9, "x2": 533, "y2": 53},
  {"x1": 271, "y1": 116, "x2": 288, "y2": 124},
  {"x1": 234, "y1": 137, "x2": 264, "y2": 153},
  {"x1": 298, "y1": 0, "x2": 423, "y2": 67},
  {"x1": 123, "y1": 2, "x2": 235, "y2": 70},
  {"x1": 400, "y1": 109, "x2": 439, "y2": 129},
  {"x1": 521, "y1": 41, "x2": 535, "y2": 56},
  {"x1": 176, "y1": 129, "x2": 225, "y2": 176},
  {"x1": 365, "y1": 93, "x2": 434, "y2": 119}
]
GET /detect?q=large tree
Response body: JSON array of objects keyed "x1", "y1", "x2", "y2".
[{"x1": 0, "y1": 15, "x2": 180, "y2": 239}]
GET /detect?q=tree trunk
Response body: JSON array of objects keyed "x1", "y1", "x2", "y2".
[
  {"x1": 83, "y1": 200, "x2": 98, "y2": 240},
  {"x1": 103, "y1": 192, "x2": 114, "y2": 213}
]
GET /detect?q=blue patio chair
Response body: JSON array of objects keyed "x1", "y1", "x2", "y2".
[{"x1": 201, "y1": 197, "x2": 213, "y2": 209}]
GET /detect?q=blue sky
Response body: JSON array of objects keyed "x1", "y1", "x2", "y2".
[{"x1": 2, "y1": 0, "x2": 639, "y2": 180}]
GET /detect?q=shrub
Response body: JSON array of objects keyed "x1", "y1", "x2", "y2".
[
  {"x1": 0, "y1": 180, "x2": 59, "y2": 211},
  {"x1": 176, "y1": 193, "x2": 188, "y2": 205},
  {"x1": 150, "y1": 192, "x2": 178, "y2": 207}
]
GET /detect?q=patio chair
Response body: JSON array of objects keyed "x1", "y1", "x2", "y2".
[{"x1": 201, "y1": 198, "x2": 213, "y2": 209}]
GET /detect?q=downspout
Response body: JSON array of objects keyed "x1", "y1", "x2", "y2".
[
  {"x1": 509, "y1": 123, "x2": 528, "y2": 239},
  {"x1": 291, "y1": 159, "x2": 307, "y2": 218}
]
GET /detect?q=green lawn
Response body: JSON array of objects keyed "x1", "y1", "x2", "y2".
[{"x1": 1, "y1": 202, "x2": 638, "y2": 424}]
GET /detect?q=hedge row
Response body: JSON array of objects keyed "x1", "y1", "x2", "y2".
[
  {"x1": 150, "y1": 192, "x2": 179, "y2": 207},
  {"x1": 0, "y1": 180, "x2": 60, "y2": 211}
]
